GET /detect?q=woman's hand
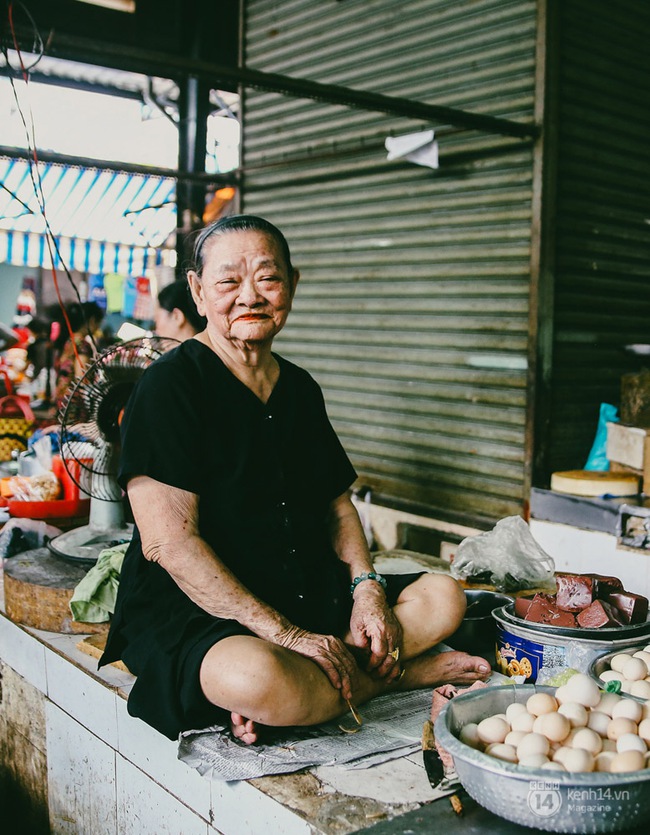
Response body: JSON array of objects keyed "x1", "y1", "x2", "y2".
[
  {"x1": 349, "y1": 585, "x2": 403, "y2": 682},
  {"x1": 274, "y1": 624, "x2": 360, "y2": 703}
]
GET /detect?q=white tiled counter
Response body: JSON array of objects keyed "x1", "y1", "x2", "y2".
[{"x1": 0, "y1": 567, "x2": 443, "y2": 835}]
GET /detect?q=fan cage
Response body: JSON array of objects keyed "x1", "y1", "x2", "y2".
[{"x1": 58, "y1": 336, "x2": 179, "y2": 499}]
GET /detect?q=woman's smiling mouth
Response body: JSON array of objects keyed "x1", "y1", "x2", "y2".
[{"x1": 236, "y1": 313, "x2": 269, "y2": 322}]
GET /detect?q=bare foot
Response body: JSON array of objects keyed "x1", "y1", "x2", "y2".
[
  {"x1": 230, "y1": 712, "x2": 261, "y2": 745},
  {"x1": 399, "y1": 650, "x2": 491, "y2": 690}
]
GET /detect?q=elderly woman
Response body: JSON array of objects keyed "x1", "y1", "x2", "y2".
[
  {"x1": 154, "y1": 278, "x2": 206, "y2": 342},
  {"x1": 100, "y1": 215, "x2": 490, "y2": 743}
]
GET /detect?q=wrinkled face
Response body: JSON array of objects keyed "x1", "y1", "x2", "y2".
[{"x1": 188, "y1": 229, "x2": 298, "y2": 347}]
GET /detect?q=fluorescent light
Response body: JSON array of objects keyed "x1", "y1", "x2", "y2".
[{"x1": 74, "y1": 1, "x2": 136, "y2": 12}]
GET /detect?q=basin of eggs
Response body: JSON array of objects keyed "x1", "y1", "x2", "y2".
[
  {"x1": 598, "y1": 647, "x2": 650, "y2": 699},
  {"x1": 459, "y1": 673, "x2": 650, "y2": 774}
]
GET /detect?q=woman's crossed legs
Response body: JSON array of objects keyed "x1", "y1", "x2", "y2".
[{"x1": 199, "y1": 573, "x2": 491, "y2": 744}]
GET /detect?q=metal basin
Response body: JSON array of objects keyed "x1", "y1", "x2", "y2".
[
  {"x1": 589, "y1": 645, "x2": 650, "y2": 702},
  {"x1": 434, "y1": 684, "x2": 650, "y2": 833}
]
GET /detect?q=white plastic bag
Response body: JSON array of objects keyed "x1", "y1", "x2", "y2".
[{"x1": 450, "y1": 516, "x2": 556, "y2": 592}]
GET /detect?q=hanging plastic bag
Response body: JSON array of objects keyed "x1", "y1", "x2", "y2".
[
  {"x1": 584, "y1": 403, "x2": 619, "y2": 471},
  {"x1": 450, "y1": 515, "x2": 556, "y2": 592}
]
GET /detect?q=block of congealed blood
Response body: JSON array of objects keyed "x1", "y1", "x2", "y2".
[
  {"x1": 514, "y1": 596, "x2": 534, "y2": 618},
  {"x1": 555, "y1": 573, "x2": 597, "y2": 612},
  {"x1": 606, "y1": 590, "x2": 649, "y2": 624},
  {"x1": 576, "y1": 599, "x2": 624, "y2": 628},
  {"x1": 524, "y1": 594, "x2": 578, "y2": 628},
  {"x1": 587, "y1": 573, "x2": 624, "y2": 597}
]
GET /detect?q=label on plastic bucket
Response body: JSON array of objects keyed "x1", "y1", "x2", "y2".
[{"x1": 496, "y1": 624, "x2": 566, "y2": 683}]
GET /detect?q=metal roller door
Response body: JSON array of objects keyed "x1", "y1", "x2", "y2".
[
  {"x1": 241, "y1": 0, "x2": 539, "y2": 526},
  {"x1": 545, "y1": 0, "x2": 650, "y2": 476}
]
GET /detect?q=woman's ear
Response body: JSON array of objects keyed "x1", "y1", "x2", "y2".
[
  {"x1": 172, "y1": 307, "x2": 186, "y2": 328},
  {"x1": 187, "y1": 271, "x2": 206, "y2": 316},
  {"x1": 290, "y1": 269, "x2": 300, "y2": 299}
]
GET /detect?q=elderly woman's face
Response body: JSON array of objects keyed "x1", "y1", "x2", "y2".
[{"x1": 189, "y1": 229, "x2": 298, "y2": 347}]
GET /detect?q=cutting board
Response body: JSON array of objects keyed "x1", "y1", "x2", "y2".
[
  {"x1": 550, "y1": 469, "x2": 641, "y2": 497},
  {"x1": 3, "y1": 547, "x2": 109, "y2": 635},
  {"x1": 77, "y1": 633, "x2": 130, "y2": 673}
]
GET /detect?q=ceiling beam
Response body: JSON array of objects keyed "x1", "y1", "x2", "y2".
[
  {"x1": 0, "y1": 144, "x2": 238, "y2": 185},
  {"x1": 26, "y1": 30, "x2": 538, "y2": 140}
]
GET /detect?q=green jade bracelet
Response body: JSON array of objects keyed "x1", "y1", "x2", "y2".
[{"x1": 350, "y1": 571, "x2": 387, "y2": 596}]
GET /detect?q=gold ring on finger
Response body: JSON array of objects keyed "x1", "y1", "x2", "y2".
[{"x1": 389, "y1": 648, "x2": 400, "y2": 661}]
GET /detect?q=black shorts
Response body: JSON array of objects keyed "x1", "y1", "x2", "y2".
[{"x1": 177, "y1": 571, "x2": 424, "y2": 734}]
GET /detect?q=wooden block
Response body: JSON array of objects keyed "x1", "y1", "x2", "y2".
[
  {"x1": 606, "y1": 422, "x2": 650, "y2": 470},
  {"x1": 3, "y1": 547, "x2": 109, "y2": 635},
  {"x1": 76, "y1": 634, "x2": 130, "y2": 674}
]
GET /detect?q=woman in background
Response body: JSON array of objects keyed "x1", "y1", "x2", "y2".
[
  {"x1": 154, "y1": 279, "x2": 206, "y2": 342},
  {"x1": 53, "y1": 301, "x2": 105, "y2": 409}
]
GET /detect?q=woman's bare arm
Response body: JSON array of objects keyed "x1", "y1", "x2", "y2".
[
  {"x1": 328, "y1": 491, "x2": 402, "y2": 678},
  {"x1": 127, "y1": 474, "x2": 360, "y2": 698},
  {"x1": 128, "y1": 474, "x2": 291, "y2": 636}
]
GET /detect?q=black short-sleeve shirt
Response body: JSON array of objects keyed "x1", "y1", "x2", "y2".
[{"x1": 99, "y1": 340, "x2": 358, "y2": 736}]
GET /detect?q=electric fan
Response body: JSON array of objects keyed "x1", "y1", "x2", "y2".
[{"x1": 47, "y1": 336, "x2": 179, "y2": 564}]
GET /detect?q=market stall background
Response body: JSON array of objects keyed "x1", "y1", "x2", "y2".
[{"x1": 1, "y1": 0, "x2": 648, "y2": 538}]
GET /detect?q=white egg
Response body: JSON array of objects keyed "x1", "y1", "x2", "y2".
[
  {"x1": 609, "y1": 750, "x2": 645, "y2": 772},
  {"x1": 612, "y1": 699, "x2": 643, "y2": 723},
  {"x1": 517, "y1": 732, "x2": 550, "y2": 760},
  {"x1": 537, "y1": 711, "x2": 571, "y2": 743},
  {"x1": 586, "y1": 710, "x2": 611, "y2": 737},
  {"x1": 558, "y1": 702, "x2": 589, "y2": 728},
  {"x1": 505, "y1": 730, "x2": 527, "y2": 748},
  {"x1": 595, "y1": 691, "x2": 622, "y2": 717},
  {"x1": 607, "y1": 717, "x2": 638, "y2": 740},
  {"x1": 505, "y1": 702, "x2": 529, "y2": 723},
  {"x1": 562, "y1": 747, "x2": 595, "y2": 772},
  {"x1": 616, "y1": 733, "x2": 647, "y2": 754},
  {"x1": 487, "y1": 742, "x2": 518, "y2": 762},
  {"x1": 554, "y1": 684, "x2": 572, "y2": 705},
  {"x1": 459, "y1": 723, "x2": 482, "y2": 748},
  {"x1": 620, "y1": 681, "x2": 634, "y2": 694},
  {"x1": 610, "y1": 653, "x2": 634, "y2": 673},
  {"x1": 630, "y1": 680, "x2": 650, "y2": 700},
  {"x1": 633, "y1": 651, "x2": 650, "y2": 666},
  {"x1": 493, "y1": 713, "x2": 510, "y2": 723},
  {"x1": 638, "y1": 718, "x2": 650, "y2": 743},
  {"x1": 595, "y1": 751, "x2": 617, "y2": 772},
  {"x1": 621, "y1": 657, "x2": 648, "y2": 681},
  {"x1": 518, "y1": 753, "x2": 549, "y2": 768},
  {"x1": 565, "y1": 673, "x2": 600, "y2": 707},
  {"x1": 477, "y1": 715, "x2": 510, "y2": 745},
  {"x1": 526, "y1": 693, "x2": 558, "y2": 717},
  {"x1": 599, "y1": 670, "x2": 623, "y2": 683},
  {"x1": 532, "y1": 715, "x2": 546, "y2": 735},
  {"x1": 510, "y1": 711, "x2": 536, "y2": 733},
  {"x1": 641, "y1": 701, "x2": 650, "y2": 721},
  {"x1": 571, "y1": 727, "x2": 603, "y2": 755},
  {"x1": 541, "y1": 760, "x2": 565, "y2": 771},
  {"x1": 643, "y1": 645, "x2": 650, "y2": 653},
  {"x1": 552, "y1": 746, "x2": 573, "y2": 765}
]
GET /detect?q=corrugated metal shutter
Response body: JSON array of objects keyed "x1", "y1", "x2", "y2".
[
  {"x1": 242, "y1": 0, "x2": 538, "y2": 526},
  {"x1": 547, "y1": 0, "x2": 650, "y2": 473}
]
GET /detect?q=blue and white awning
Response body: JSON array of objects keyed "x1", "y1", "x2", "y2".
[{"x1": 0, "y1": 156, "x2": 176, "y2": 276}]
